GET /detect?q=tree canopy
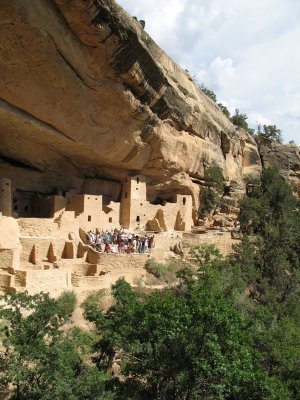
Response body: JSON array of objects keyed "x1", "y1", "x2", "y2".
[
  {"x1": 0, "y1": 291, "x2": 113, "y2": 400},
  {"x1": 230, "y1": 108, "x2": 249, "y2": 131},
  {"x1": 199, "y1": 166, "x2": 225, "y2": 217},
  {"x1": 255, "y1": 124, "x2": 283, "y2": 143}
]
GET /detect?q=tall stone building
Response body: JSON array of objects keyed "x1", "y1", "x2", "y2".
[{"x1": 0, "y1": 178, "x2": 12, "y2": 217}]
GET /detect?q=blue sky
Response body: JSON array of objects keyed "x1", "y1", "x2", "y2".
[{"x1": 117, "y1": 0, "x2": 300, "y2": 144}]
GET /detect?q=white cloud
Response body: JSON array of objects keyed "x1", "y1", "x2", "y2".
[
  {"x1": 247, "y1": 112, "x2": 273, "y2": 127},
  {"x1": 118, "y1": 0, "x2": 300, "y2": 144},
  {"x1": 120, "y1": 0, "x2": 186, "y2": 43},
  {"x1": 197, "y1": 57, "x2": 235, "y2": 88}
]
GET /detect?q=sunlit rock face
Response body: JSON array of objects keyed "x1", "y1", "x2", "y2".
[{"x1": 0, "y1": 0, "x2": 262, "y2": 216}]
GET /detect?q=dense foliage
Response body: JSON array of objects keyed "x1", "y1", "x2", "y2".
[
  {"x1": 0, "y1": 168, "x2": 299, "y2": 399},
  {"x1": 199, "y1": 166, "x2": 225, "y2": 217},
  {"x1": 0, "y1": 291, "x2": 113, "y2": 400},
  {"x1": 230, "y1": 108, "x2": 249, "y2": 131}
]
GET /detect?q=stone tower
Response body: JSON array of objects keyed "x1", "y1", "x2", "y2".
[
  {"x1": 0, "y1": 178, "x2": 12, "y2": 217},
  {"x1": 120, "y1": 174, "x2": 147, "y2": 229}
]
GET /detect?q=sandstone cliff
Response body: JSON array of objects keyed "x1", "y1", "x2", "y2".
[
  {"x1": 258, "y1": 142, "x2": 300, "y2": 197},
  {"x1": 0, "y1": 0, "x2": 281, "y2": 217}
]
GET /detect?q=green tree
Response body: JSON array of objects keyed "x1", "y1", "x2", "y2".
[
  {"x1": 199, "y1": 166, "x2": 225, "y2": 217},
  {"x1": 0, "y1": 291, "x2": 113, "y2": 400},
  {"x1": 84, "y1": 276, "x2": 290, "y2": 400},
  {"x1": 200, "y1": 84, "x2": 217, "y2": 102},
  {"x1": 238, "y1": 168, "x2": 299, "y2": 296},
  {"x1": 231, "y1": 167, "x2": 300, "y2": 398},
  {"x1": 256, "y1": 124, "x2": 282, "y2": 143},
  {"x1": 218, "y1": 102, "x2": 231, "y2": 118},
  {"x1": 230, "y1": 108, "x2": 249, "y2": 131}
]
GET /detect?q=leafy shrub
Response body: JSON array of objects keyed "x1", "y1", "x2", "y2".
[
  {"x1": 57, "y1": 290, "x2": 77, "y2": 317},
  {"x1": 244, "y1": 173, "x2": 261, "y2": 185},
  {"x1": 255, "y1": 124, "x2": 283, "y2": 143},
  {"x1": 199, "y1": 84, "x2": 217, "y2": 102},
  {"x1": 199, "y1": 166, "x2": 224, "y2": 217},
  {"x1": 81, "y1": 289, "x2": 105, "y2": 309},
  {"x1": 218, "y1": 102, "x2": 231, "y2": 118},
  {"x1": 145, "y1": 258, "x2": 167, "y2": 278},
  {"x1": 190, "y1": 244, "x2": 222, "y2": 264},
  {"x1": 226, "y1": 129, "x2": 237, "y2": 138},
  {"x1": 230, "y1": 108, "x2": 249, "y2": 130}
]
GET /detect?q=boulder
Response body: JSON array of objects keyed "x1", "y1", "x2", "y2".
[
  {"x1": 0, "y1": 216, "x2": 20, "y2": 250},
  {"x1": 231, "y1": 231, "x2": 241, "y2": 240},
  {"x1": 170, "y1": 243, "x2": 184, "y2": 257}
]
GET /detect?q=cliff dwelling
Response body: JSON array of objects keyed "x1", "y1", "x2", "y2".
[
  {"x1": 0, "y1": 175, "x2": 193, "y2": 231},
  {"x1": 0, "y1": 174, "x2": 195, "y2": 293}
]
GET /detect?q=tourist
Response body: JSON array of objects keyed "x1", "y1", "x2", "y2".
[
  {"x1": 95, "y1": 233, "x2": 101, "y2": 249},
  {"x1": 132, "y1": 236, "x2": 137, "y2": 252},
  {"x1": 88, "y1": 230, "x2": 95, "y2": 247},
  {"x1": 144, "y1": 236, "x2": 149, "y2": 253},
  {"x1": 119, "y1": 241, "x2": 125, "y2": 253}
]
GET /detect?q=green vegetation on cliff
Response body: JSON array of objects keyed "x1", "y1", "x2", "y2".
[{"x1": 199, "y1": 165, "x2": 225, "y2": 217}]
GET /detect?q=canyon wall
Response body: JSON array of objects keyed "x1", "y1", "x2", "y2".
[{"x1": 0, "y1": 0, "x2": 298, "y2": 217}]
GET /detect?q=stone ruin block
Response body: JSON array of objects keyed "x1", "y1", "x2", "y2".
[
  {"x1": 77, "y1": 242, "x2": 89, "y2": 259},
  {"x1": 0, "y1": 249, "x2": 14, "y2": 269},
  {"x1": 14, "y1": 270, "x2": 27, "y2": 287},
  {"x1": 86, "y1": 248, "x2": 101, "y2": 264},
  {"x1": 29, "y1": 245, "x2": 38, "y2": 265},
  {"x1": 0, "y1": 273, "x2": 12, "y2": 289},
  {"x1": 47, "y1": 242, "x2": 57, "y2": 263},
  {"x1": 62, "y1": 241, "x2": 76, "y2": 259},
  {"x1": 174, "y1": 211, "x2": 185, "y2": 231}
]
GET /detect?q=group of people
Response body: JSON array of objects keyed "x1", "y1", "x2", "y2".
[{"x1": 87, "y1": 228, "x2": 155, "y2": 254}]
